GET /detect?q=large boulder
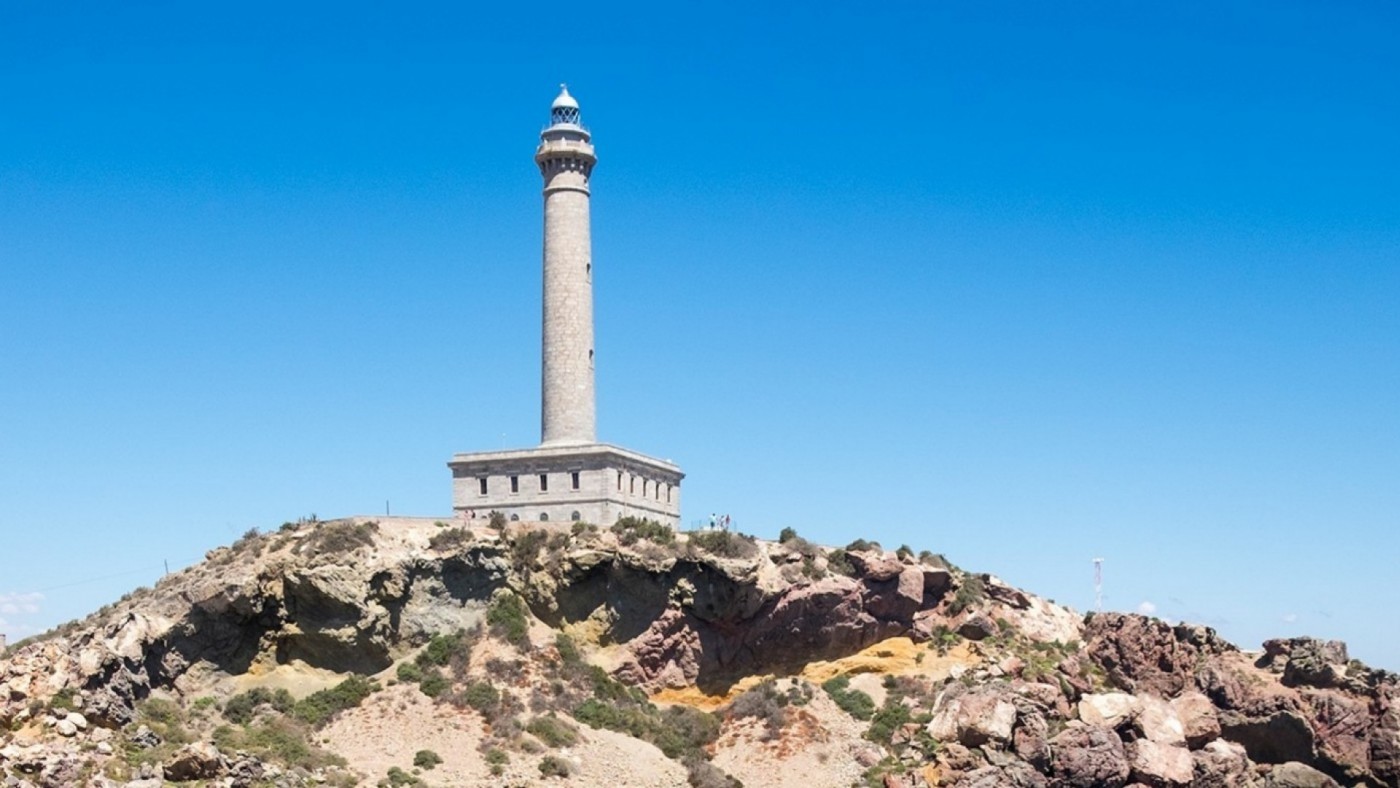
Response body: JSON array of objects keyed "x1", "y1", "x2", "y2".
[
  {"x1": 1084, "y1": 613, "x2": 1227, "y2": 698},
  {"x1": 1260, "y1": 638, "x2": 1350, "y2": 689},
  {"x1": 1192, "y1": 740, "x2": 1258, "y2": 787},
  {"x1": 952, "y1": 762, "x2": 1047, "y2": 788},
  {"x1": 1078, "y1": 692, "x2": 1138, "y2": 730},
  {"x1": 928, "y1": 686, "x2": 1018, "y2": 747},
  {"x1": 863, "y1": 565, "x2": 925, "y2": 621},
  {"x1": 1134, "y1": 695, "x2": 1186, "y2": 746},
  {"x1": 1128, "y1": 739, "x2": 1194, "y2": 786},
  {"x1": 162, "y1": 742, "x2": 225, "y2": 781},
  {"x1": 1049, "y1": 723, "x2": 1131, "y2": 787},
  {"x1": 1263, "y1": 761, "x2": 1340, "y2": 788},
  {"x1": 1170, "y1": 691, "x2": 1220, "y2": 748}
]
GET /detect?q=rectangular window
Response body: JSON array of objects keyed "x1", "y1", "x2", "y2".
[
  {"x1": 539, "y1": 474, "x2": 548, "y2": 492},
  {"x1": 630, "y1": 476, "x2": 635, "y2": 494},
  {"x1": 571, "y1": 472, "x2": 580, "y2": 490},
  {"x1": 642, "y1": 480, "x2": 649, "y2": 497},
  {"x1": 666, "y1": 485, "x2": 671, "y2": 503},
  {"x1": 617, "y1": 471, "x2": 622, "y2": 490},
  {"x1": 478, "y1": 477, "x2": 488, "y2": 495},
  {"x1": 510, "y1": 475, "x2": 519, "y2": 494}
]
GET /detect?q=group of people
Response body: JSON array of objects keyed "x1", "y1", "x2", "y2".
[{"x1": 708, "y1": 513, "x2": 732, "y2": 531}]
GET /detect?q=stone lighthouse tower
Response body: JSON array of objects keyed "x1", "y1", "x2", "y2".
[
  {"x1": 537, "y1": 86, "x2": 596, "y2": 447},
  {"x1": 448, "y1": 86, "x2": 684, "y2": 527}
]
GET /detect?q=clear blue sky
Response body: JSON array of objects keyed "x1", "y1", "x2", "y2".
[{"x1": 2, "y1": 2, "x2": 1397, "y2": 668}]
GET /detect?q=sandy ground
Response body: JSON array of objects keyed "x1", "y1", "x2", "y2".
[{"x1": 322, "y1": 681, "x2": 689, "y2": 787}]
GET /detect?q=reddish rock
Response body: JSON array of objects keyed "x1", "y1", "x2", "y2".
[
  {"x1": 1049, "y1": 723, "x2": 1131, "y2": 787},
  {"x1": 847, "y1": 550, "x2": 905, "y2": 581},
  {"x1": 1084, "y1": 613, "x2": 1219, "y2": 698},
  {"x1": 1170, "y1": 691, "x2": 1220, "y2": 749},
  {"x1": 1128, "y1": 739, "x2": 1194, "y2": 786},
  {"x1": 1192, "y1": 740, "x2": 1257, "y2": 787}
]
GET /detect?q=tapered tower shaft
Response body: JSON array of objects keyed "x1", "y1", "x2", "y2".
[{"x1": 536, "y1": 86, "x2": 597, "y2": 446}]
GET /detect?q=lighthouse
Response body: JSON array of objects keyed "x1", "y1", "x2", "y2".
[
  {"x1": 448, "y1": 87, "x2": 684, "y2": 528},
  {"x1": 537, "y1": 86, "x2": 597, "y2": 447}
]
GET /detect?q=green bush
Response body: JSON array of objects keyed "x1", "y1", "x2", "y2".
[
  {"x1": 612, "y1": 517, "x2": 674, "y2": 546},
  {"x1": 304, "y1": 520, "x2": 378, "y2": 557},
  {"x1": 418, "y1": 669, "x2": 450, "y2": 698},
  {"x1": 381, "y1": 766, "x2": 422, "y2": 786},
  {"x1": 510, "y1": 529, "x2": 549, "y2": 568},
  {"x1": 574, "y1": 699, "x2": 719, "y2": 761},
  {"x1": 685, "y1": 530, "x2": 758, "y2": 559},
  {"x1": 821, "y1": 676, "x2": 875, "y2": 721},
  {"x1": 232, "y1": 527, "x2": 260, "y2": 551},
  {"x1": 292, "y1": 676, "x2": 378, "y2": 727},
  {"x1": 527, "y1": 714, "x2": 579, "y2": 748},
  {"x1": 485, "y1": 747, "x2": 509, "y2": 776},
  {"x1": 49, "y1": 688, "x2": 78, "y2": 712},
  {"x1": 778, "y1": 527, "x2": 798, "y2": 543},
  {"x1": 488, "y1": 511, "x2": 507, "y2": 531},
  {"x1": 428, "y1": 527, "x2": 471, "y2": 551},
  {"x1": 539, "y1": 754, "x2": 573, "y2": 777},
  {"x1": 555, "y1": 633, "x2": 581, "y2": 665},
  {"x1": 866, "y1": 697, "x2": 912, "y2": 744},
  {"x1": 948, "y1": 574, "x2": 986, "y2": 616},
  {"x1": 460, "y1": 681, "x2": 499, "y2": 712},
  {"x1": 396, "y1": 662, "x2": 424, "y2": 684},
  {"x1": 215, "y1": 717, "x2": 345, "y2": 772},
  {"x1": 826, "y1": 549, "x2": 856, "y2": 577},
  {"x1": 487, "y1": 592, "x2": 530, "y2": 645},
  {"x1": 844, "y1": 539, "x2": 878, "y2": 552},
  {"x1": 223, "y1": 687, "x2": 293, "y2": 724},
  {"x1": 413, "y1": 749, "x2": 442, "y2": 770},
  {"x1": 417, "y1": 630, "x2": 468, "y2": 668}
]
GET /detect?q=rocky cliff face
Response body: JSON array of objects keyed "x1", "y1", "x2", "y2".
[{"x1": 0, "y1": 517, "x2": 1396, "y2": 788}]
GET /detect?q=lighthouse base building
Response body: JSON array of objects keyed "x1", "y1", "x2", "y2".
[
  {"x1": 449, "y1": 445, "x2": 682, "y2": 526},
  {"x1": 448, "y1": 86, "x2": 684, "y2": 528}
]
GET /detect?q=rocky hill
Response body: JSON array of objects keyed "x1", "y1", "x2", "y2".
[{"x1": 1, "y1": 516, "x2": 1396, "y2": 788}]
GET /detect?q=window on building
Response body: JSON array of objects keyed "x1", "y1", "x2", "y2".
[
  {"x1": 510, "y1": 513, "x2": 519, "y2": 521},
  {"x1": 630, "y1": 476, "x2": 636, "y2": 494},
  {"x1": 571, "y1": 471, "x2": 580, "y2": 490},
  {"x1": 540, "y1": 512, "x2": 549, "y2": 522},
  {"x1": 540, "y1": 474, "x2": 548, "y2": 492},
  {"x1": 571, "y1": 511, "x2": 581, "y2": 521},
  {"x1": 617, "y1": 471, "x2": 622, "y2": 490},
  {"x1": 666, "y1": 484, "x2": 671, "y2": 503},
  {"x1": 510, "y1": 476, "x2": 519, "y2": 494},
  {"x1": 642, "y1": 480, "x2": 649, "y2": 497},
  {"x1": 478, "y1": 477, "x2": 488, "y2": 495}
]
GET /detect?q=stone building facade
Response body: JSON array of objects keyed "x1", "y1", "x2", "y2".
[{"x1": 448, "y1": 87, "x2": 684, "y2": 527}]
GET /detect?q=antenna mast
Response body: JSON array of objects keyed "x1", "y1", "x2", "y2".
[{"x1": 1092, "y1": 557, "x2": 1104, "y2": 612}]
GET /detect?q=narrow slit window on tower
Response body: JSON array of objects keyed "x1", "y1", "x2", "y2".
[
  {"x1": 642, "y1": 480, "x2": 649, "y2": 498},
  {"x1": 630, "y1": 476, "x2": 636, "y2": 494},
  {"x1": 539, "y1": 474, "x2": 549, "y2": 492},
  {"x1": 617, "y1": 471, "x2": 623, "y2": 491},
  {"x1": 540, "y1": 512, "x2": 549, "y2": 522},
  {"x1": 571, "y1": 471, "x2": 580, "y2": 490},
  {"x1": 666, "y1": 485, "x2": 672, "y2": 503},
  {"x1": 510, "y1": 476, "x2": 519, "y2": 494},
  {"x1": 478, "y1": 477, "x2": 488, "y2": 496}
]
